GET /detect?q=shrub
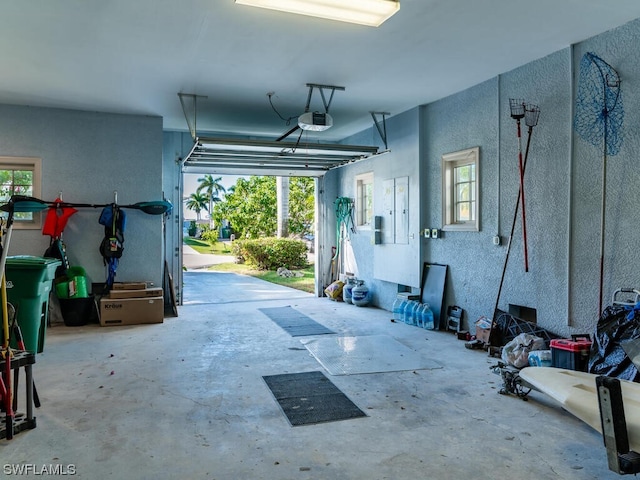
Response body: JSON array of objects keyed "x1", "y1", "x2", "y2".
[
  {"x1": 188, "y1": 220, "x2": 197, "y2": 237},
  {"x1": 232, "y1": 237, "x2": 308, "y2": 270},
  {"x1": 200, "y1": 228, "x2": 218, "y2": 245}
]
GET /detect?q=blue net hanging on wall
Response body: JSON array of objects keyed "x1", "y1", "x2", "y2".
[
  {"x1": 574, "y1": 52, "x2": 624, "y2": 155},
  {"x1": 574, "y1": 52, "x2": 625, "y2": 318}
]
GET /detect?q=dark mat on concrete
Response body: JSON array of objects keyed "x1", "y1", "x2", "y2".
[
  {"x1": 259, "y1": 306, "x2": 335, "y2": 337},
  {"x1": 263, "y1": 371, "x2": 367, "y2": 426}
]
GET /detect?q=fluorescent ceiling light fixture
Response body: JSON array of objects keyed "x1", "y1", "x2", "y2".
[{"x1": 235, "y1": 0, "x2": 400, "y2": 27}]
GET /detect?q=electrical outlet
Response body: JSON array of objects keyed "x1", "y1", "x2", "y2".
[
  {"x1": 423, "y1": 228, "x2": 431, "y2": 238},
  {"x1": 431, "y1": 229, "x2": 439, "y2": 239}
]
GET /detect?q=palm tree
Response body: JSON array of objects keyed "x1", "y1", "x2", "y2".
[
  {"x1": 196, "y1": 175, "x2": 226, "y2": 228},
  {"x1": 184, "y1": 192, "x2": 208, "y2": 221},
  {"x1": 276, "y1": 176, "x2": 289, "y2": 238}
]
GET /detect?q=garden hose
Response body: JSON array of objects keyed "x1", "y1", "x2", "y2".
[{"x1": 333, "y1": 197, "x2": 355, "y2": 261}]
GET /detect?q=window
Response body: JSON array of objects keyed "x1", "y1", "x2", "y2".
[
  {"x1": 355, "y1": 172, "x2": 374, "y2": 227},
  {"x1": 442, "y1": 147, "x2": 479, "y2": 231},
  {"x1": 0, "y1": 157, "x2": 42, "y2": 229}
]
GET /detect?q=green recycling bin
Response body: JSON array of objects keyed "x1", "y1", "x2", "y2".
[{"x1": 5, "y1": 255, "x2": 61, "y2": 353}]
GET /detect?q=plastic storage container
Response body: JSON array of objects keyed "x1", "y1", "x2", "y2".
[
  {"x1": 550, "y1": 336, "x2": 592, "y2": 371},
  {"x1": 55, "y1": 266, "x2": 88, "y2": 299},
  {"x1": 5, "y1": 255, "x2": 61, "y2": 353},
  {"x1": 528, "y1": 350, "x2": 552, "y2": 367},
  {"x1": 58, "y1": 295, "x2": 98, "y2": 326}
]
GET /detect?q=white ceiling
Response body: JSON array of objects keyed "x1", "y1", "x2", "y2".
[{"x1": 1, "y1": 1, "x2": 640, "y2": 142}]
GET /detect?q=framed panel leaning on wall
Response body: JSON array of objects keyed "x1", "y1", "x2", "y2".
[
  {"x1": 0, "y1": 156, "x2": 43, "y2": 229},
  {"x1": 441, "y1": 147, "x2": 479, "y2": 232}
]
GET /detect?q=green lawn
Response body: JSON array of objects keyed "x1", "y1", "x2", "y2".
[
  {"x1": 207, "y1": 262, "x2": 315, "y2": 294},
  {"x1": 183, "y1": 237, "x2": 233, "y2": 255}
]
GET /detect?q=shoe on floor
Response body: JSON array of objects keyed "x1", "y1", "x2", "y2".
[{"x1": 465, "y1": 339, "x2": 484, "y2": 350}]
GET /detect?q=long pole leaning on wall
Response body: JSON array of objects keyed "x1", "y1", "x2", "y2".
[
  {"x1": 567, "y1": 44, "x2": 575, "y2": 326},
  {"x1": 493, "y1": 102, "x2": 540, "y2": 316},
  {"x1": 496, "y1": 75, "x2": 501, "y2": 240}
]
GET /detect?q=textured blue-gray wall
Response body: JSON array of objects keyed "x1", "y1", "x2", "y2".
[
  {"x1": 424, "y1": 50, "x2": 572, "y2": 334},
  {"x1": 323, "y1": 108, "x2": 421, "y2": 310},
  {"x1": 0, "y1": 105, "x2": 164, "y2": 287},
  {"x1": 570, "y1": 20, "x2": 640, "y2": 331},
  {"x1": 329, "y1": 17, "x2": 640, "y2": 337}
]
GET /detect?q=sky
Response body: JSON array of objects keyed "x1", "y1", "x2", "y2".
[{"x1": 183, "y1": 174, "x2": 245, "y2": 221}]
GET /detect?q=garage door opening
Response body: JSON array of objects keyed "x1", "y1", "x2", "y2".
[{"x1": 179, "y1": 173, "x2": 322, "y2": 304}]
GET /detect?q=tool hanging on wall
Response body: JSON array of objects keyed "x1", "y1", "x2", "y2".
[
  {"x1": 330, "y1": 197, "x2": 355, "y2": 283},
  {"x1": 494, "y1": 102, "x2": 540, "y2": 316},
  {"x1": 42, "y1": 194, "x2": 77, "y2": 276},
  {"x1": 1, "y1": 196, "x2": 172, "y2": 216},
  {"x1": 574, "y1": 52, "x2": 624, "y2": 317},
  {"x1": 509, "y1": 98, "x2": 530, "y2": 272},
  {"x1": 98, "y1": 202, "x2": 126, "y2": 289},
  {"x1": 1, "y1": 194, "x2": 173, "y2": 290}
]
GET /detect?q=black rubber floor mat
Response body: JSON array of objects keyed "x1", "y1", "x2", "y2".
[
  {"x1": 259, "y1": 306, "x2": 335, "y2": 337},
  {"x1": 263, "y1": 371, "x2": 367, "y2": 426}
]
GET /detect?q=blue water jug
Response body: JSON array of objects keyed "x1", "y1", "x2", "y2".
[
  {"x1": 422, "y1": 303, "x2": 435, "y2": 330},
  {"x1": 392, "y1": 297, "x2": 407, "y2": 322}
]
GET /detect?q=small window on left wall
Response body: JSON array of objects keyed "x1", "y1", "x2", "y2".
[
  {"x1": 355, "y1": 172, "x2": 374, "y2": 228},
  {"x1": 0, "y1": 157, "x2": 42, "y2": 229}
]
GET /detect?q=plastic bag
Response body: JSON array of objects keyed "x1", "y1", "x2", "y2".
[
  {"x1": 501, "y1": 333, "x2": 546, "y2": 368},
  {"x1": 588, "y1": 304, "x2": 640, "y2": 381}
]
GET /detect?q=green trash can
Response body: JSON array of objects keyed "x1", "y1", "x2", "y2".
[{"x1": 5, "y1": 255, "x2": 61, "y2": 353}]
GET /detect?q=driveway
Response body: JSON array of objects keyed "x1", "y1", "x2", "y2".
[{"x1": 182, "y1": 243, "x2": 234, "y2": 270}]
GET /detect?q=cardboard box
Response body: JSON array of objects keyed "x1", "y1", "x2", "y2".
[
  {"x1": 475, "y1": 326, "x2": 491, "y2": 344},
  {"x1": 111, "y1": 282, "x2": 148, "y2": 290},
  {"x1": 108, "y1": 287, "x2": 164, "y2": 299},
  {"x1": 474, "y1": 317, "x2": 492, "y2": 344},
  {"x1": 100, "y1": 296, "x2": 164, "y2": 326}
]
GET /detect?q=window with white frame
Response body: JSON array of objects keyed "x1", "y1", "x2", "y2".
[
  {"x1": 355, "y1": 172, "x2": 374, "y2": 227},
  {"x1": 0, "y1": 157, "x2": 42, "y2": 229},
  {"x1": 442, "y1": 147, "x2": 479, "y2": 231}
]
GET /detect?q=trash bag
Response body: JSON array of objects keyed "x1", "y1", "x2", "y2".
[
  {"x1": 501, "y1": 333, "x2": 546, "y2": 368},
  {"x1": 588, "y1": 304, "x2": 640, "y2": 381}
]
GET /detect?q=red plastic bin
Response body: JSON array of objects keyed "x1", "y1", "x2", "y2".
[{"x1": 550, "y1": 336, "x2": 592, "y2": 371}]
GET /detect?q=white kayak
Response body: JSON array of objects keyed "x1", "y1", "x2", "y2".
[{"x1": 519, "y1": 366, "x2": 640, "y2": 452}]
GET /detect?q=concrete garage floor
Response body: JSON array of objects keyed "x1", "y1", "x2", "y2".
[{"x1": 1, "y1": 271, "x2": 622, "y2": 479}]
